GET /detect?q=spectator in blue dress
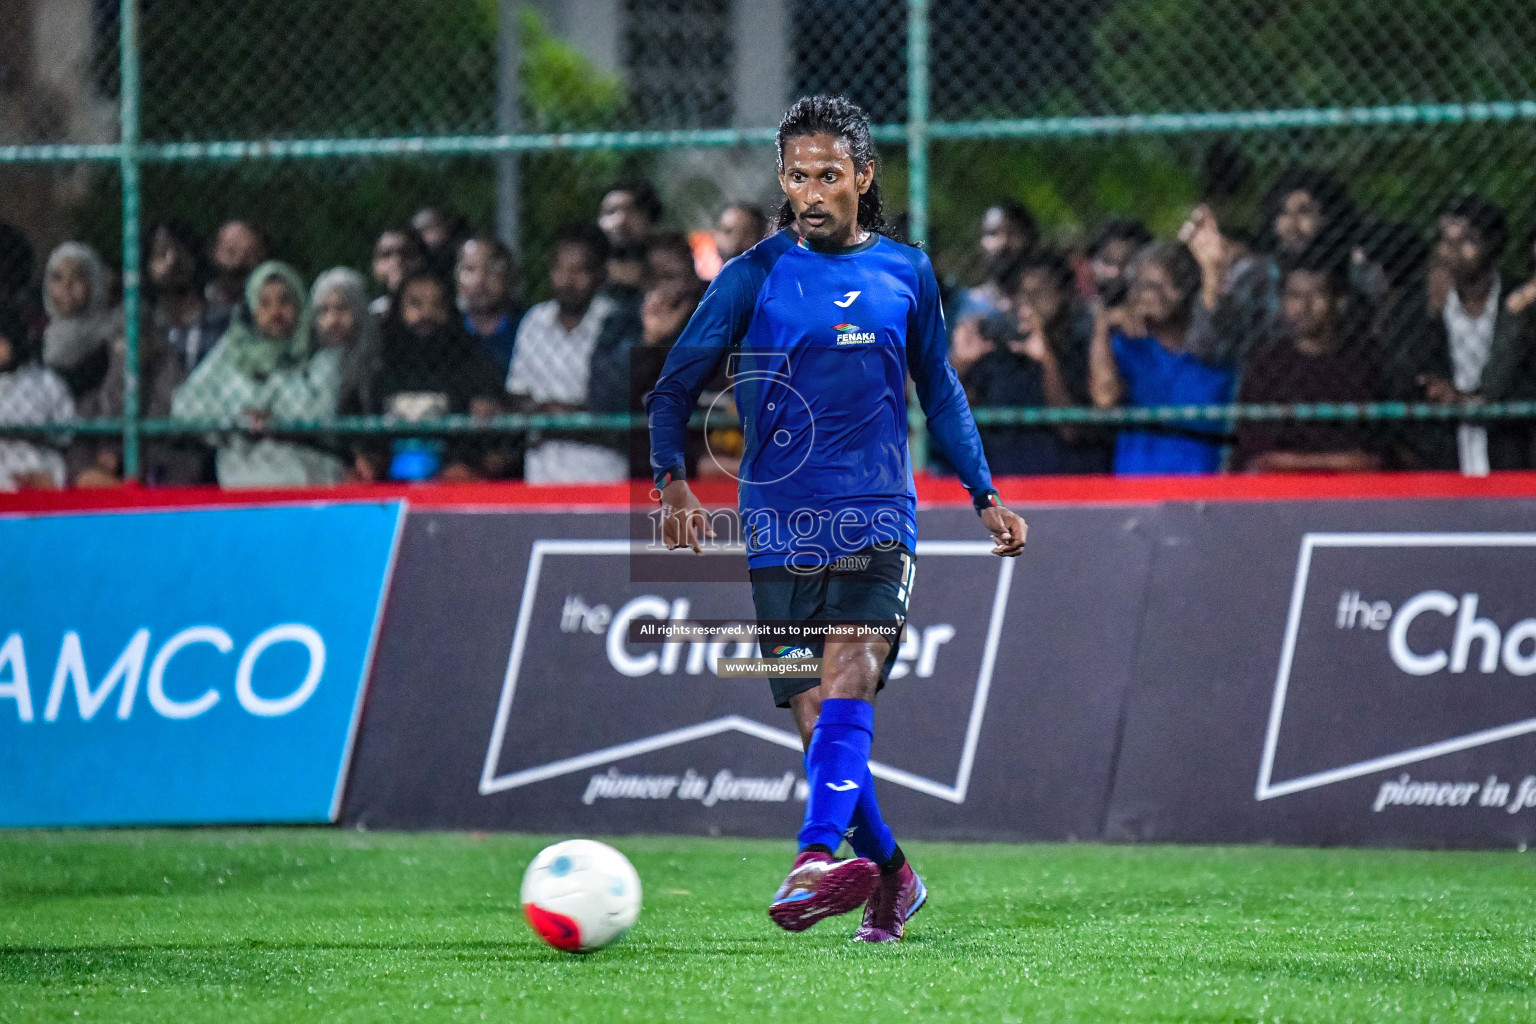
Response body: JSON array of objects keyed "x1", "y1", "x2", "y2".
[{"x1": 1089, "y1": 241, "x2": 1236, "y2": 475}]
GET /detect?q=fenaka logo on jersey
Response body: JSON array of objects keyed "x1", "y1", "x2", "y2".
[
  {"x1": 1257, "y1": 533, "x2": 1536, "y2": 803},
  {"x1": 832, "y1": 322, "x2": 877, "y2": 346}
]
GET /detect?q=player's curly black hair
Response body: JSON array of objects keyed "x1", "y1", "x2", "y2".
[{"x1": 774, "y1": 95, "x2": 888, "y2": 237}]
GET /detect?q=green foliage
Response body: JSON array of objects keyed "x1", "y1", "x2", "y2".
[
  {"x1": 1094, "y1": 0, "x2": 1536, "y2": 113},
  {"x1": 514, "y1": 6, "x2": 626, "y2": 131},
  {"x1": 139, "y1": 0, "x2": 495, "y2": 139},
  {"x1": 511, "y1": 6, "x2": 645, "y2": 299},
  {"x1": 1086, "y1": 0, "x2": 1536, "y2": 264},
  {"x1": 76, "y1": 4, "x2": 635, "y2": 293},
  {"x1": 926, "y1": 138, "x2": 1199, "y2": 280},
  {"x1": 65, "y1": 0, "x2": 1536, "y2": 292}
]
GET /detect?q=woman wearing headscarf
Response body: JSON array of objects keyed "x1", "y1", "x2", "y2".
[
  {"x1": 42, "y1": 241, "x2": 119, "y2": 402},
  {"x1": 310, "y1": 266, "x2": 380, "y2": 415},
  {"x1": 71, "y1": 221, "x2": 216, "y2": 487},
  {"x1": 171, "y1": 260, "x2": 344, "y2": 486}
]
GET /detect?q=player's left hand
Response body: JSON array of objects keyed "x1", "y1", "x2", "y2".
[
  {"x1": 981, "y1": 505, "x2": 1028, "y2": 557},
  {"x1": 660, "y1": 479, "x2": 715, "y2": 554}
]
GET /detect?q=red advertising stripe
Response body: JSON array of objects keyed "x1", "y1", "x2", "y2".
[{"x1": 2, "y1": 471, "x2": 1536, "y2": 516}]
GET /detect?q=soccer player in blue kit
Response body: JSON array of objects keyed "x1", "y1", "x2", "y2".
[{"x1": 646, "y1": 96, "x2": 1028, "y2": 942}]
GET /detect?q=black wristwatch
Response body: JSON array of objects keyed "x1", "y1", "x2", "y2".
[
  {"x1": 972, "y1": 488, "x2": 1002, "y2": 515},
  {"x1": 655, "y1": 466, "x2": 687, "y2": 491}
]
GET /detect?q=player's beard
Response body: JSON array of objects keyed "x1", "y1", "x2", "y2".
[{"x1": 796, "y1": 207, "x2": 848, "y2": 246}]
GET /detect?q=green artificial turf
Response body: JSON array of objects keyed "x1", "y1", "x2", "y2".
[{"x1": 0, "y1": 829, "x2": 1532, "y2": 1023}]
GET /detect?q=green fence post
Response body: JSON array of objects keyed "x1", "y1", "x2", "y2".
[
  {"x1": 906, "y1": 0, "x2": 931, "y2": 469},
  {"x1": 906, "y1": 0, "x2": 930, "y2": 249},
  {"x1": 495, "y1": 0, "x2": 521, "y2": 251},
  {"x1": 119, "y1": 0, "x2": 142, "y2": 481}
]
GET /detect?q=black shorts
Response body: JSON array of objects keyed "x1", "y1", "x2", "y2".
[{"x1": 748, "y1": 542, "x2": 916, "y2": 707}]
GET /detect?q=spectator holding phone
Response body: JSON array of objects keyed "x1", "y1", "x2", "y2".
[
  {"x1": 1090, "y1": 242, "x2": 1236, "y2": 475},
  {"x1": 959, "y1": 250, "x2": 1107, "y2": 475}
]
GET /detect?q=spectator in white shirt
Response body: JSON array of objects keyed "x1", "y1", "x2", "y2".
[
  {"x1": 0, "y1": 302, "x2": 74, "y2": 490},
  {"x1": 1383, "y1": 195, "x2": 1535, "y2": 472},
  {"x1": 506, "y1": 224, "x2": 626, "y2": 484}
]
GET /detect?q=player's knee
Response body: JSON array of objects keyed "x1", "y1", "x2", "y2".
[{"x1": 821, "y1": 645, "x2": 882, "y2": 702}]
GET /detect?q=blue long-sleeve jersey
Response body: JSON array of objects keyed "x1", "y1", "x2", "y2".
[{"x1": 646, "y1": 228, "x2": 997, "y2": 568}]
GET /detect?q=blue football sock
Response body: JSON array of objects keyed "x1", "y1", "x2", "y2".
[
  {"x1": 845, "y1": 766, "x2": 898, "y2": 866},
  {"x1": 798, "y1": 698, "x2": 876, "y2": 853}
]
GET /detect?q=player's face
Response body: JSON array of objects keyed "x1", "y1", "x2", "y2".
[{"x1": 778, "y1": 133, "x2": 871, "y2": 248}]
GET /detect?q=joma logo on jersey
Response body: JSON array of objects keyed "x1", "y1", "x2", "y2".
[{"x1": 832, "y1": 323, "x2": 877, "y2": 346}]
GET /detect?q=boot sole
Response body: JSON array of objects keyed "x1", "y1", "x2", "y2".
[{"x1": 769, "y1": 859, "x2": 881, "y2": 933}]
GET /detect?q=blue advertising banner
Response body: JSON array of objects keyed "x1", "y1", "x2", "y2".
[{"x1": 0, "y1": 502, "x2": 402, "y2": 826}]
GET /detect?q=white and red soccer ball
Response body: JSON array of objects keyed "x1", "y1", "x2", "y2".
[{"x1": 521, "y1": 839, "x2": 642, "y2": 952}]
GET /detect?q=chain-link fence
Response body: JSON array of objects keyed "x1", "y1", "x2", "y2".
[{"x1": 2, "y1": 0, "x2": 1535, "y2": 488}]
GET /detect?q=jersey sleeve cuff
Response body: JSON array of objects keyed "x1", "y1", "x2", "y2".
[
  {"x1": 654, "y1": 465, "x2": 687, "y2": 490},
  {"x1": 972, "y1": 488, "x2": 1001, "y2": 514}
]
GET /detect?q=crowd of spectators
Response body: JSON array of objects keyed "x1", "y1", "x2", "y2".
[
  {"x1": 0, "y1": 168, "x2": 1534, "y2": 490},
  {"x1": 946, "y1": 178, "x2": 1536, "y2": 478}
]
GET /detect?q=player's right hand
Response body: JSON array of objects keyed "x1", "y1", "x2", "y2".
[{"x1": 660, "y1": 479, "x2": 714, "y2": 554}]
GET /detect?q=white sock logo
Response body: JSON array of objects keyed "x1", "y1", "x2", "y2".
[{"x1": 826, "y1": 779, "x2": 860, "y2": 792}]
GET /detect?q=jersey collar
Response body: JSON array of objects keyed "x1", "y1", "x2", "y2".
[{"x1": 791, "y1": 227, "x2": 880, "y2": 256}]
